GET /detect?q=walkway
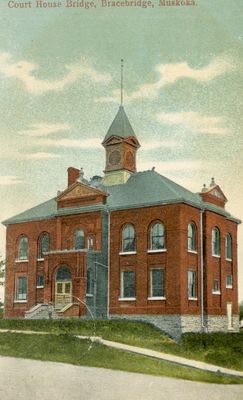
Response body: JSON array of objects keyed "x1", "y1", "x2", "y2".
[
  {"x1": 0, "y1": 329, "x2": 243, "y2": 378},
  {"x1": 1, "y1": 356, "x2": 243, "y2": 400}
]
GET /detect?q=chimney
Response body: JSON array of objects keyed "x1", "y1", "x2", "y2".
[{"x1": 67, "y1": 167, "x2": 80, "y2": 187}]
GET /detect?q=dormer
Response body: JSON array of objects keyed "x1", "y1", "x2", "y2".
[{"x1": 199, "y1": 178, "x2": 227, "y2": 208}]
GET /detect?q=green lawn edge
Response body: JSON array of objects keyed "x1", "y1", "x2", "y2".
[
  {"x1": 0, "y1": 331, "x2": 242, "y2": 385},
  {"x1": 0, "y1": 318, "x2": 242, "y2": 372}
]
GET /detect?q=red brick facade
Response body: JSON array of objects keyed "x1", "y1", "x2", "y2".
[{"x1": 2, "y1": 105, "x2": 240, "y2": 336}]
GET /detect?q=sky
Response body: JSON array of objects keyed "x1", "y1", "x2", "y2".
[{"x1": 0, "y1": 0, "x2": 243, "y2": 302}]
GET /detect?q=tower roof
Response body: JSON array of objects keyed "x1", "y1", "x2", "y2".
[{"x1": 102, "y1": 106, "x2": 138, "y2": 144}]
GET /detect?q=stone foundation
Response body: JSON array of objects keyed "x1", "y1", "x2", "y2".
[
  {"x1": 205, "y1": 315, "x2": 239, "y2": 333},
  {"x1": 110, "y1": 314, "x2": 239, "y2": 340}
]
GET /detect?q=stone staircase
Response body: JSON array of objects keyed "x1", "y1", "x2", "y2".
[{"x1": 25, "y1": 304, "x2": 59, "y2": 320}]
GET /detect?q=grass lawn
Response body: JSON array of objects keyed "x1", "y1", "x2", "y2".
[
  {"x1": 0, "y1": 331, "x2": 242, "y2": 384},
  {"x1": 0, "y1": 318, "x2": 242, "y2": 372}
]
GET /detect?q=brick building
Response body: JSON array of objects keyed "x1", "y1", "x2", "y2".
[{"x1": 3, "y1": 105, "x2": 241, "y2": 338}]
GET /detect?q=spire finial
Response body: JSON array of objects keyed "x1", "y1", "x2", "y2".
[{"x1": 121, "y1": 58, "x2": 124, "y2": 106}]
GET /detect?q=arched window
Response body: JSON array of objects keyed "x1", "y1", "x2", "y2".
[
  {"x1": 122, "y1": 224, "x2": 136, "y2": 252},
  {"x1": 226, "y1": 233, "x2": 232, "y2": 260},
  {"x1": 56, "y1": 266, "x2": 71, "y2": 281},
  {"x1": 18, "y1": 236, "x2": 28, "y2": 260},
  {"x1": 74, "y1": 229, "x2": 85, "y2": 250},
  {"x1": 212, "y1": 227, "x2": 220, "y2": 256},
  {"x1": 38, "y1": 232, "x2": 49, "y2": 259},
  {"x1": 188, "y1": 223, "x2": 197, "y2": 251},
  {"x1": 150, "y1": 223, "x2": 165, "y2": 250}
]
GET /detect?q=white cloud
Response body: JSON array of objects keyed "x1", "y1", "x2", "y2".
[
  {"x1": 138, "y1": 160, "x2": 216, "y2": 173},
  {"x1": 0, "y1": 53, "x2": 111, "y2": 95},
  {"x1": 0, "y1": 176, "x2": 23, "y2": 186},
  {"x1": 18, "y1": 123, "x2": 71, "y2": 137},
  {"x1": 141, "y1": 139, "x2": 182, "y2": 150},
  {"x1": 96, "y1": 56, "x2": 235, "y2": 103},
  {"x1": 23, "y1": 152, "x2": 61, "y2": 160},
  {"x1": 38, "y1": 137, "x2": 101, "y2": 149},
  {"x1": 156, "y1": 111, "x2": 230, "y2": 135}
]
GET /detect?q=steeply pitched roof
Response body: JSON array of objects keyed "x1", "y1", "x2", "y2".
[
  {"x1": 103, "y1": 170, "x2": 203, "y2": 210},
  {"x1": 102, "y1": 106, "x2": 137, "y2": 143},
  {"x1": 2, "y1": 170, "x2": 240, "y2": 225}
]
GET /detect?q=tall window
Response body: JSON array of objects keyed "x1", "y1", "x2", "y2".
[
  {"x1": 86, "y1": 268, "x2": 93, "y2": 295},
  {"x1": 212, "y1": 227, "x2": 220, "y2": 256},
  {"x1": 75, "y1": 229, "x2": 85, "y2": 250},
  {"x1": 37, "y1": 275, "x2": 44, "y2": 288},
  {"x1": 213, "y1": 279, "x2": 220, "y2": 293},
  {"x1": 188, "y1": 223, "x2": 196, "y2": 251},
  {"x1": 226, "y1": 275, "x2": 233, "y2": 288},
  {"x1": 188, "y1": 271, "x2": 197, "y2": 298},
  {"x1": 150, "y1": 223, "x2": 165, "y2": 250},
  {"x1": 122, "y1": 225, "x2": 136, "y2": 252},
  {"x1": 16, "y1": 276, "x2": 27, "y2": 301},
  {"x1": 38, "y1": 232, "x2": 49, "y2": 259},
  {"x1": 18, "y1": 236, "x2": 28, "y2": 260},
  {"x1": 121, "y1": 271, "x2": 135, "y2": 298},
  {"x1": 150, "y1": 269, "x2": 165, "y2": 298},
  {"x1": 226, "y1": 233, "x2": 232, "y2": 260}
]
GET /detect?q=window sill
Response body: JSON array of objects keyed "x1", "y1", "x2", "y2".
[
  {"x1": 14, "y1": 300, "x2": 27, "y2": 303},
  {"x1": 226, "y1": 258, "x2": 232, "y2": 262},
  {"x1": 15, "y1": 259, "x2": 29, "y2": 263},
  {"x1": 36, "y1": 286, "x2": 44, "y2": 289},
  {"x1": 148, "y1": 297, "x2": 166, "y2": 301},
  {"x1": 119, "y1": 297, "x2": 136, "y2": 301},
  {"x1": 212, "y1": 254, "x2": 221, "y2": 258},
  {"x1": 37, "y1": 258, "x2": 44, "y2": 262},
  {"x1": 187, "y1": 250, "x2": 198, "y2": 254},
  {"x1": 226, "y1": 285, "x2": 233, "y2": 289},
  {"x1": 86, "y1": 294, "x2": 94, "y2": 297},
  {"x1": 119, "y1": 251, "x2": 136, "y2": 256},
  {"x1": 212, "y1": 291, "x2": 221, "y2": 295},
  {"x1": 188, "y1": 297, "x2": 198, "y2": 301},
  {"x1": 147, "y1": 249, "x2": 167, "y2": 254}
]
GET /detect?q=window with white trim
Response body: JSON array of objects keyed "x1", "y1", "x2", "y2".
[
  {"x1": 16, "y1": 277, "x2": 27, "y2": 301},
  {"x1": 225, "y1": 233, "x2": 232, "y2": 260},
  {"x1": 150, "y1": 269, "x2": 165, "y2": 297},
  {"x1": 213, "y1": 279, "x2": 220, "y2": 293},
  {"x1": 212, "y1": 227, "x2": 220, "y2": 256},
  {"x1": 226, "y1": 275, "x2": 233, "y2": 288},
  {"x1": 188, "y1": 271, "x2": 197, "y2": 298},
  {"x1": 150, "y1": 223, "x2": 165, "y2": 250},
  {"x1": 188, "y1": 222, "x2": 197, "y2": 251},
  {"x1": 37, "y1": 275, "x2": 44, "y2": 288},
  {"x1": 18, "y1": 236, "x2": 28, "y2": 260},
  {"x1": 122, "y1": 225, "x2": 136, "y2": 252},
  {"x1": 75, "y1": 229, "x2": 85, "y2": 250},
  {"x1": 38, "y1": 232, "x2": 49, "y2": 259},
  {"x1": 121, "y1": 271, "x2": 135, "y2": 298}
]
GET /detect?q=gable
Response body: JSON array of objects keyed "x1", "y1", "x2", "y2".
[
  {"x1": 104, "y1": 136, "x2": 123, "y2": 146},
  {"x1": 208, "y1": 186, "x2": 227, "y2": 202},
  {"x1": 57, "y1": 182, "x2": 108, "y2": 209}
]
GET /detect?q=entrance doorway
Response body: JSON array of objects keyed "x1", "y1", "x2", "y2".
[{"x1": 55, "y1": 266, "x2": 72, "y2": 308}]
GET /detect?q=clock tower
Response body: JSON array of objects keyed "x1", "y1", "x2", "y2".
[{"x1": 102, "y1": 105, "x2": 140, "y2": 185}]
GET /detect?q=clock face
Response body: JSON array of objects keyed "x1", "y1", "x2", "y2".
[
  {"x1": 126, "y1": 151, "x2": 134, "y2": 168},
  {"x1": 109, "y1": 150, "x2": 121, "y2": 166}
]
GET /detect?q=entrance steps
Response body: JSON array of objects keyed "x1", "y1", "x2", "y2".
[{"x1": 25, "y1": 304, "x2": 59, "y2": 320}]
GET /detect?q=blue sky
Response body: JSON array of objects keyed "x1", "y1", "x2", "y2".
[{"x1": 0, "y1": 0, "x2": 243, "y2": 301}]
